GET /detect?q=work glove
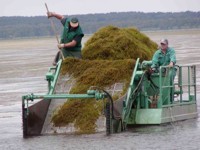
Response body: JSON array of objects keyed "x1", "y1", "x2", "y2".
[
  {"x1": 57, "y1": 44, "x2": 65, "y2": 49},
  {"x1": 47, "y1": 12, "x2": 54, "y2": 18}
]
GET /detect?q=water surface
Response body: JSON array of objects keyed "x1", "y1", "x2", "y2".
[{"x1": 0, "y1": 30, "x2": 200, "y2": 150}]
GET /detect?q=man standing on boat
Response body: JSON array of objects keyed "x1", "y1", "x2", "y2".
[
  {"x1": 150, "y1": 39, "x2": 176, "y2": 76},
  {"x1": 47, "y1": 12, "x2": 84, "y2": 65},
  {"x1": 150, "y1": 39, "x2": 177, "y2": 103}
]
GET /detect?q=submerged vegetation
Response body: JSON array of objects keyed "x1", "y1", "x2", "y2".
[{"x1": 51, "y1": 26, "x2": 157, "y2": 133}]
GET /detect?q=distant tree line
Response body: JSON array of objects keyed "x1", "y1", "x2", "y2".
[{"x1": 0, "y1": 11, "x2": 199, "y2": 39}]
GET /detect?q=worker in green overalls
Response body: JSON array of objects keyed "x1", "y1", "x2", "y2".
[
  {"x1": 150, "y1": 39, "x2": 177, "y2": 103},
  {"x1": 47, "y1": 12, "x2": 84, "y2": 65},
  {"x1": 151, "y1": 38, "x2": 176, "y2": 78}
]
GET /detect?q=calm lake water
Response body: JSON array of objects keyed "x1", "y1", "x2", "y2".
[{"x1": 0, "y1": 29, "x2": 200, "y2": 150}]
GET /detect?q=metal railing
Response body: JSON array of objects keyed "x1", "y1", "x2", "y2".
[{"x1": 159, "y1": 65, "x2": 196, "y2": 108}]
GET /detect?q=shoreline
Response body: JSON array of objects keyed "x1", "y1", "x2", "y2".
[{"x1": 0, "y1": 28, "x2": 200, "y2": 41}]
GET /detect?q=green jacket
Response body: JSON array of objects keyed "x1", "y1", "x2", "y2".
[
  {"x1": 60, "y1": 18, "x2": 83, "y2": 52},
  {"x1": 151, "y1": 47, "x2": 176, "y2": 69}
]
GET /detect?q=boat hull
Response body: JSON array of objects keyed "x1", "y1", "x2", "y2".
[{"x1": 128, "y1": 103, "x2": 198, "y2": 124}]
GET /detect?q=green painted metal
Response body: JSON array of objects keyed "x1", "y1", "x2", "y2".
[
  {"x1": 23, "y1": 90, "x2": 106, "y2": 101},
  {"x1": 128, "y1": 109, "x2": 162, "y2": 124},
  {"x1": 121, "y1": 59, "x2": 197, "y2": 126},
  {"x1": 46, "y1": 59, "x2": 62, "y2": 95},
  {"x1": 22, "y1": 59, "x2": 63, "y2": 116},
  {"x1": 121, "y1": 58, "x2": 140, "y2": 127}
]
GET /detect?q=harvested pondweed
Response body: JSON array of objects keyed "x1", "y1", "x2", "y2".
[
  {"x1": 82, "y1": 26, "x2": 157, "y2": 60},
  {"x1": 51, "y1": 25, "x2": 157, "y2": 134}
]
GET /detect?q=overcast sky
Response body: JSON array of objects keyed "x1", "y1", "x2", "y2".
[{"x1": 0, "y1": 0, "x2": 199, "y2": 17}]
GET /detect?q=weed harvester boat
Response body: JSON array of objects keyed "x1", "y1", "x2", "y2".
[{"x1": 22, "y1": 58, "x2": 198, "y2": 138}]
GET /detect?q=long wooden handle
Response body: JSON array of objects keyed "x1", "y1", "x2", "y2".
[
  {"x1": 45, "y1": 3, "x2": 49, "y2": 12},
  {"x1": 45, "y1": 3, "x2": 64, "y2": 60}
]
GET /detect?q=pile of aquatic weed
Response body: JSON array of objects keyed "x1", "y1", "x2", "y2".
[
  {"x1": 82, "y1": 26, "x2": 157, "y2": 60},
  {"x1": 52, "y1": 58, "x2": 135, "y2": 134},
  {"x1": 51, "y1": 26, "x2": 157, "y2": 134}
]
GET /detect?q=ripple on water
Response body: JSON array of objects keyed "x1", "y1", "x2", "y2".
[{"x1": 0, "y1": 31, "x2": 200, "y2": 150}]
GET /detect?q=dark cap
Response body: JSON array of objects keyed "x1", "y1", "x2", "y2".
[
  {"x1": 70, "y1": 17, "x2": 79, "y2": 23},
  {"x1": 70, "y1": 17, "x2": 79, "y2": 28}
]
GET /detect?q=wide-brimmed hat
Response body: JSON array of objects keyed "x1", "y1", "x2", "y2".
[
  {"x1": 70, "y1": 17, "x2": 79, "y2": 28},
  {"x1": 160, "y1": 39, "x2": 168, "y2": 45}
]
